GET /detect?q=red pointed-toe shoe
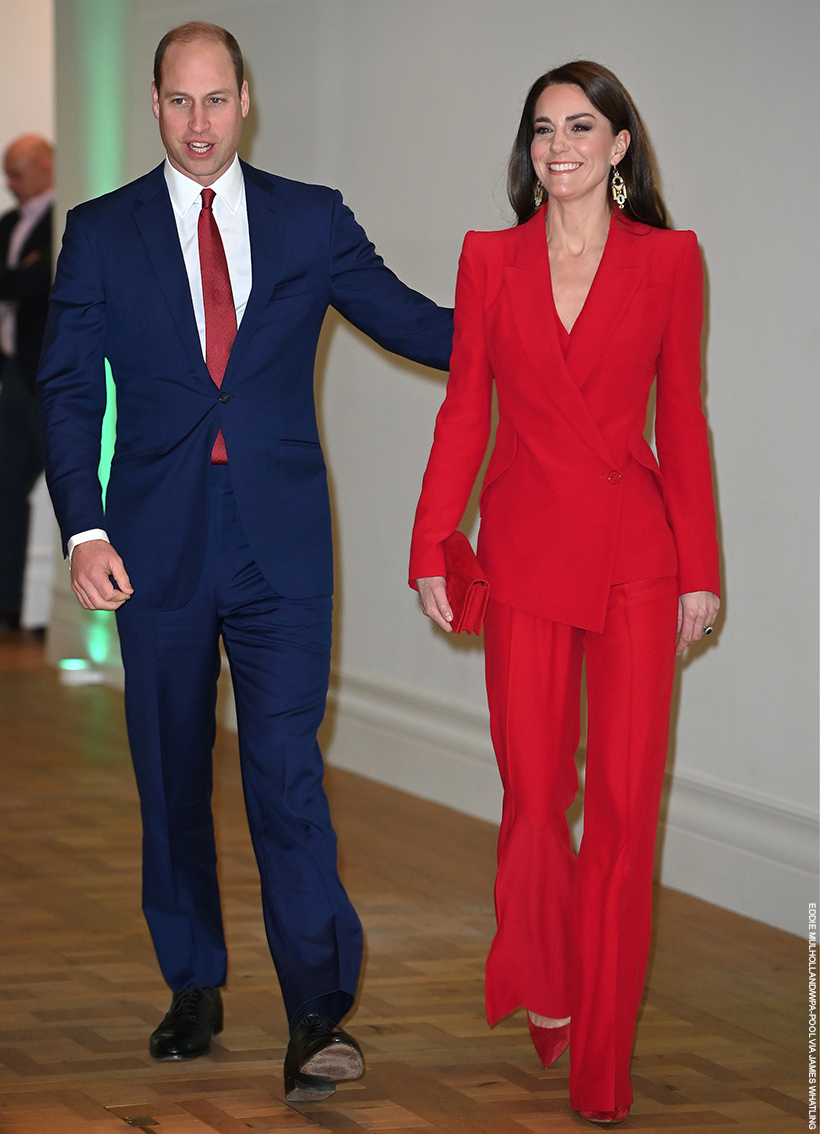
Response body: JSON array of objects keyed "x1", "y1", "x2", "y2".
[
  {"x1": 527, "y1": 1015, "x2": 570, "y2": 1068},
  {"x1": 578, "y1": 1105, "x2": 630, "y2": 1124}
]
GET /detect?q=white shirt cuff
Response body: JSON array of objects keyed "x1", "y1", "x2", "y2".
[{"x1": 67, "y1": 529, "x2": 110, "y2": 564}]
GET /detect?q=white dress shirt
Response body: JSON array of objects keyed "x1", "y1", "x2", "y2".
[
  {"x1": 69, "y1": 156, "x2": 252, "y2": 559},
  {"x1": 0, "y1": 187, "x2": 54, "y2": 358},
  {"x1": 164, "y1": 154, "x2": 252, "y2": 354}
]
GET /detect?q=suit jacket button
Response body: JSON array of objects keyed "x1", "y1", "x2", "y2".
[
  {"x1": 218, "y1": 392, "x2": 231, "y2": 403},
  {"x1": 607, "y1": 470, "x2": 622, "y2": 483}
]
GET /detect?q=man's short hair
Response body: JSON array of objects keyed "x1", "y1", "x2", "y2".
[{"x1": 154, "y1": 22, "x2": 244, "y2": 92}]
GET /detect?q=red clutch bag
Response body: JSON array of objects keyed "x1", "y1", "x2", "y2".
[{"x1": 442, "y1": 531, "x2": 490, "y2": 635}]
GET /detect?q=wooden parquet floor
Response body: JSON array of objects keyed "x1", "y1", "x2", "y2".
[{"x1": 0, "y1": 638, "x2": 806, "y2": 1132}]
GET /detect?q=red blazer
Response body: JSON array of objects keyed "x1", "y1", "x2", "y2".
[{"x1": 410, "y1": 207, "x2": 720, "y2": 633}]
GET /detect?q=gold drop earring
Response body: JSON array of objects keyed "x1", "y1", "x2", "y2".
[
  {"x1": 610, "y1": 164, "x2": 627, "y2": 209},
  {"x1": 533, "y1": 181, "x2": 544, "y2": 209}
]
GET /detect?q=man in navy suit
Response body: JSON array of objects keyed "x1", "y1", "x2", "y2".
[{"x1": 37, "y1": 22, "x2": 452, "y2": 1101}]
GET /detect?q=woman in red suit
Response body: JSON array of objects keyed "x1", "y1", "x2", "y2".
[{"x1": 411, "y1": 61, "x2": 720, "y2": 1124}]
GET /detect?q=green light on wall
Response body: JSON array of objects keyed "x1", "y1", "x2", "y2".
[
  {"x1": 78, "y1": 0, "x2": 126, "y2": 201},
  {"x1": 99, "y1": 359, "x2": 116, "y2": 501},
  {"x1": 76, "y1": 0, "x2": 127, "y2": 669},
  {"x1": 78, "y1": 0, "x2": 126, "y2": 501},
  {"x1": 58, "y1": 656, "x2": 105, "y2": 686},
  {"x1": 87, "y1": 608, "x2": 117, "y2": 666}
]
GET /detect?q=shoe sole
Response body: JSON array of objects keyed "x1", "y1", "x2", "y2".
[
  {"x1": 285, "y1": 1075, "x2": 337, "y2": 1102},
  {"x1": 300, "y1": 1042, "x2": 364, "y2": 1082}
]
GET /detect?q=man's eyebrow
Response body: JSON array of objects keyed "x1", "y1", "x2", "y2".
[{"x1": 164, "y1": 87, "x2": 234, "y2": 98}]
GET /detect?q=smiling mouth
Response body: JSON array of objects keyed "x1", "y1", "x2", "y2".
[
  {"x1": 187, "y1": 142, "x2": 214, "y2": 154},
  {"x1": 548, "y1": 163, "x2": 581, "y2": 172}
]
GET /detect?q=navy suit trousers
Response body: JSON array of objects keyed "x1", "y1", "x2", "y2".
[{"x1": 115, "y1": 466, "x2": 362, "y2": 1025}]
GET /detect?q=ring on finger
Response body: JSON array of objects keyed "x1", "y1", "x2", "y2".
[{"x1": 703, "y1": 625, "x2": 713, "y2": 635}]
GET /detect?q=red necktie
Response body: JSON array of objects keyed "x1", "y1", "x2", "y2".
[{"x1": 198, "y1": 187, "x2": 236, "y2": 464}]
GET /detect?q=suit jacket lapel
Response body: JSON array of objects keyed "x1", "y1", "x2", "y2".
[
  {"x1": 225, "y1": 162, "x2": 285, "y2": 382},
  {"x1": 20, "y1": 209, "x2": 51, "y2": 258},
  {"x1": 133, "y1": 165, "x2": 209, "y2": 382},
  {"x1": 505, "y1": 209, "x2": 616, "y2": 467},
  {"x1": 566, "y1": 214, "x2": 646, "y2": 387},
  {"x1": 0, "y1": 210, "x2": 21, "y2": 258}
]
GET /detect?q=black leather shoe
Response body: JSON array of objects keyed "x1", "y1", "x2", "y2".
[
  {"x1": 284, "y1": 1013, "x2": 364, "y2": 1102},
  {"x1": 149, "y1": 986, "x2": 223, "y2": 1061},
  {"x1": 0, "y1": 609, "x2": 20, "y2": 634}
]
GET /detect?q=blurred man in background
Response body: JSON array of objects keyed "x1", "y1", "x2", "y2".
[{"x1": 0, "y1": 134, "x2": 53, "y2": 633}]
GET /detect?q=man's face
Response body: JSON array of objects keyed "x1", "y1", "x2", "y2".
[
  {"x1": 152, "y1": 38, "x2": 249, "y2": 186},
  {"x1": 4, "y1": 144, "x2": 52, "y2": 205}
]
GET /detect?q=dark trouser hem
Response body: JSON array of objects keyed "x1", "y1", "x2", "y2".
[{"x1": 289, "y1": 990, "x2": 356, "y2": 1033}]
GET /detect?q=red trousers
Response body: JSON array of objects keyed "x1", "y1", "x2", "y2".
[{"x1": 483, "y1": 577, "x2": 679, "y2": 1113}]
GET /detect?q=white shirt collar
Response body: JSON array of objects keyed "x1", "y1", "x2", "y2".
[
  {"x1": 19, "y1": 187, "x2": 54, "y2": 222},
  {"x1": 164, "y1": 154, "x2": 244, "y2": 217}
]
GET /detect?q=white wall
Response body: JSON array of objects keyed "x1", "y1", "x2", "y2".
[
  {"x1": 51, "y1": 0, "x2": 819, "y2": 933},
  {"x1": 0, "y1": 0, "x2": 54, "y2": 212},
  {"x1": 1, "y1": 0, "x2": 56, "y2": 628}
]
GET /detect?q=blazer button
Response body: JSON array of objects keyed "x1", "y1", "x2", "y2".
[
  {"x1": 218, "y1": 392, "x2": 232, "y2": 403},
  {"x1": 607, "y1": 470, "x2": 622, "y2": 483}
]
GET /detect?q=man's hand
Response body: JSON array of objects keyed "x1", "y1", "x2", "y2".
[
  {"x1": 676, "y1": 590, "x2": 719, "y2": 655},
  {"x1": 416, "y1": 576, "x2": 453, "y2": 633},
  {"x1": 70, "y1": 540, "x2": 134, "y2": 610}
]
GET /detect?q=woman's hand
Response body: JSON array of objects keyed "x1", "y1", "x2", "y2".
[
  {"x1": 416, "y1": 576, "x2": 453, "y2": 633},
  {"x1": 676, "y1": 591, "x2": 720, "y2": 655}
]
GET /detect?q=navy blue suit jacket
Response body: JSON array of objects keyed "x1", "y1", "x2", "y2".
[{"x1": 38, "y1": 162, "x2": 453, "y2": 608}]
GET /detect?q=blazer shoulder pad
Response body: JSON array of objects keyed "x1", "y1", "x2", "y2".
[
  {"x1": 241, "y1": 162, "x2": 340, "y2": 210},
  {"x1": 651, "y1": 225, "x2": 701, "y2": 266},
  {"x1": 461, "y1": 224, "x2": 520, "y2": 254},
  {"x1": 69, "y1": 165, "x2": 165, "y2": 224},
  {"x1": 648, "y1": 224, "x2": 698, "y2": 245}
]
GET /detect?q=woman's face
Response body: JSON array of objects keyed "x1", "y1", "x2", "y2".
[{"x1": 530, "y1": 83, "x2": 629, "y2": 208}]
